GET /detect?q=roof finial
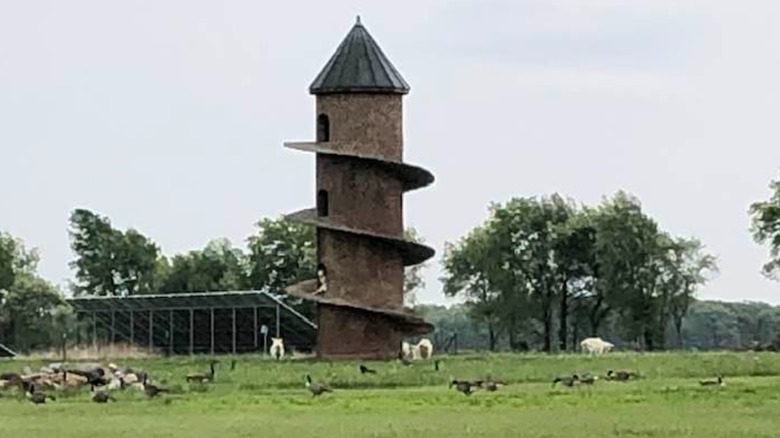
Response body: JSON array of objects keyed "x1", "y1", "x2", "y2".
[{"x1": 356, "y1": 15, "x2": 361, "y2": 25}]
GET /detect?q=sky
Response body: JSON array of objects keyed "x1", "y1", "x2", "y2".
[{"x1": 1, "y1": 0, "x2": 779, "y2": 305}]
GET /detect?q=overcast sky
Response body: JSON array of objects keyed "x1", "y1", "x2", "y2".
[{"x1": 1, "y1": 0, "x2": 779, "y2": 305}]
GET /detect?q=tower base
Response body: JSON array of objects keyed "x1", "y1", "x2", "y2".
[{"x1": 316, "y1": 305, "x2": 405, "y2": 359}]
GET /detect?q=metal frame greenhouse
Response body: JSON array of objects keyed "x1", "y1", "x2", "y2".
[{"x1": 66, "y1": 291, "x2": 317, "y2": 355}]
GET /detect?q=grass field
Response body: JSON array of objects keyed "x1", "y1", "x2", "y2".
[{"x1": 2, "y1": 351, "x2": 780, "y2": 437}]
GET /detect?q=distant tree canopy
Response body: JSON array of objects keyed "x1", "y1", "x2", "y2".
[
  {"x1": 750, "y1": 177, "x2": 780, "y2": 280},
  {"x1": 66, "y1": 209, "x2": 427, "y2": 320},
  {"x1": 441, "y1": 191, "x2": 718, "y2": 352},
  {"x1": 417, "y1": 299, "x2": 780, "y2": 353},
  {"x1": 0, "y1": 232, "x2": 65, "y2": 352},
  {"x1": 11, "y1": 179, "x2": 780, "y2": 354}
]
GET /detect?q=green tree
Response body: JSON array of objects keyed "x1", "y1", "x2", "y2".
[
  {"x1": 441, "y1": 225, "x2": 503, "y2": 351},
  {"x1": 246, "y1": 217, "x2": 317, "y2": 294},
  {"x1": 1, "y1": 272, "x2": 65, "y2": 352},
  {"x1": 590, "y1": 192, "x2": 665, "y2": 349},
  {"x1": 159, "y1": 238, "x2": 248, "y2": 293},
  {"x1": 0, "y1": 233, "x2": 65, "y2": 352},
  {"x1": 554, "y1": 212, "x2": 597, "y2": 350},
  {"x1": 488, "y1": 195, "x2": 580, "y2": 352},
  {"x1": 0, "y1": 233, "x2": 16, "y2": 292},
  {"x1": 403, "y1": 227, "x2": 428, "y2": 306},
  {"x1": 68, "y1": 208, "x2": 161, "y2": 296},
  {"x1": 749, "y1": 177, "x2": 780, "y2": 279},
  {"x1": 665, "y1": 237, "x2": 718, "y2": 348}
]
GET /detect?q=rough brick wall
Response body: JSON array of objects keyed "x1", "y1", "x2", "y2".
[
  {"x1": 316, "y1": 94, "x2": 404, "y2": 162},
  {"x1": 312, "y1": 92, "x2": 409, "y2": 359},
  {"x1": 317, "y1": 228, "x2": 405, "y2": 310},
  {"x1": 316, "y1": 155, "x2": 403, "y2": 236},
  {"x1": 317, "y1": 305, "x2": 403, "y2": 359}
]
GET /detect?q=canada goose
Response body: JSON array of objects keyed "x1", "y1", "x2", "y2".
[
  {"x1": 305, "y1": 374, "x2": 332, "y2": 397},
  {"x1": 449, "y1": 379, "x2": 477, "y2": 396},
  {"x1": 186, "y1": 359, "x2": 219, "y2": 383},
  {"x1": 91, "y1": 385, "x2": 116, "y2": 403},
  {"x1": 606, "y1": 369, "x2": 637, "y2": 381},
  {"x1": 359, "y1": 364, "x2": 377, "y2": 375},
  {"x1": 142, "y1": 375, "x2": 169, "y2": 398},
  {"x1": 0, "y1": 372, "x2": 22, "y2": 383},
  {"x1": 580, "y1": 373, "x2": 598, "y2": 385},
  {"x1": 552, "y1": 374, "x2": 580, "y2": 388},
  {"x1": 66, "y1": 367, "x2": 110, "y2": 387},
  {"x1": 397, "y1": 351, "x2": 413, "y2": 366},
  {"x1": 700, "y1": 375, "x2": 724, "y2": 386},
  {"x1": 0, "y1": 372, "x2": 23, "y2": 390},
  {"x1": 478, "y1": 379, "x2": 507, "y2": 392},
  {"x1": 24, "y1": 383, "x2": 55, "y2": 404}
]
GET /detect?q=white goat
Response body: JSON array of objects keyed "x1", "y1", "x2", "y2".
[
  {"x1": 401, "y1": 341, "x2": 412, "y2": 359},
  {"x1": 580, "y1": 337, "x2": 615, "y2": 355},
  {"x1": 269, "y1": 337, "x2": 285, "y2": 360},
  {"x1": 404, "y1": 338, "x2": 434, "y2": 361}
]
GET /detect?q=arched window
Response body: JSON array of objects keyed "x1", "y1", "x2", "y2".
[
  {"x1": 316, "y1": 114, "x2": 330, "y2": 142},
  {"x1": 317, "y1": 189, "x2": 329, "y2": 217}
]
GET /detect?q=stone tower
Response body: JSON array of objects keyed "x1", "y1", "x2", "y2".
[{"x1": 284, "y1": 16, "x2": 436, "y2": 359}]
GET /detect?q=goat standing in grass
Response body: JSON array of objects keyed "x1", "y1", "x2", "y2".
[{"x1": 270, "y1": 337, "x2": 285, "y2": 360}]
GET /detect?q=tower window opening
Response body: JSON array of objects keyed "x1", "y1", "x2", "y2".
[
  {"x1": 317, "y1": 189, "x2": 329, "y2": 217},
  {"x1": 317, "y1": 114, "x2": 330, "y2": 142}
]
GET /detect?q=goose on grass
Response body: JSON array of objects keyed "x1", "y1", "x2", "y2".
[
  {"x1": 142, "y1": 375, "x2": 169, "y2": 398},
  {"x1": 186, "y1": 359, "x2": 219, "y2": 383},
  {"x1": 91, "y1": 385, "x2": 117, "y2": 403},
  {"x1": 359, "y1": 364, "x2": 377, "y2": 375},
  {"x1": 449, "y1": 379, "x2": 478, "y2": 396},
  {"x1": 700, "y1": 375, "x2": 724, "y2": 387},
  {"x1": 552, "y1": 374, "x2": 580, "y2": 388},
  {"x1": 305, "y1": 375, "x2": 332, "y2": 397}
]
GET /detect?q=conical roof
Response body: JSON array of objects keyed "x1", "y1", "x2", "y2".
[{"x1": 309, "y1": 16, "x2": 410, "y2": 95}]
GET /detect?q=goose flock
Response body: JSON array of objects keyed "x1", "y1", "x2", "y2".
[{"x1": 0, "y1": 355, "x2": 726, "y2": 406}]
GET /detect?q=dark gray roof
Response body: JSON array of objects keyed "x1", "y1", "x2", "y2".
[
  {"x1": 66, "y1": 290, "x2": 316, "y2": 329},
  {"x1": 309, "y1": 16, "x2": 410, "y2": 95},
  {"x1": 0, "y1": 343, "x2": 17, "y2": 358}
]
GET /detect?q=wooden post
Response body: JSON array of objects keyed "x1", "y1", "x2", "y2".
[
  {"x1": 92, "y1": 312, "x2": 97, "y2": 349},
  {"x1": 275, "y1": 304, "x2": 280, "y2": 337},
  {"x1": 169, "y1": 310, "x2": 174, "y2": 355},
  {"x1": 231, "y1": 308, "x2": 237, "y2": 354},
  {"x1": 253, "y1": 307, "x2": 258, "y2": 351},
  {"x1": 189, "y1": 309, "x2": 194, "y2": 355},
  {"x1": 210, "y1": 308, "x2": 215, "y2": 355},
  {"x1": 111, "y1": 311, "x2": 116, "y2": 344}
]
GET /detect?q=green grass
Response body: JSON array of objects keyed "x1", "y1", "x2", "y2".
[{"x1": 2, "y1": 352, "x2": 780, "y2": 437}]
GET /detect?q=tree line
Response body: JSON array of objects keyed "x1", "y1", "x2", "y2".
[
  {"x1": 419, "y1": 299, "x2": 780, "y2": 352},
  {"x1": 1, "y1": 175, "x2": 780, "y2": 353}
]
